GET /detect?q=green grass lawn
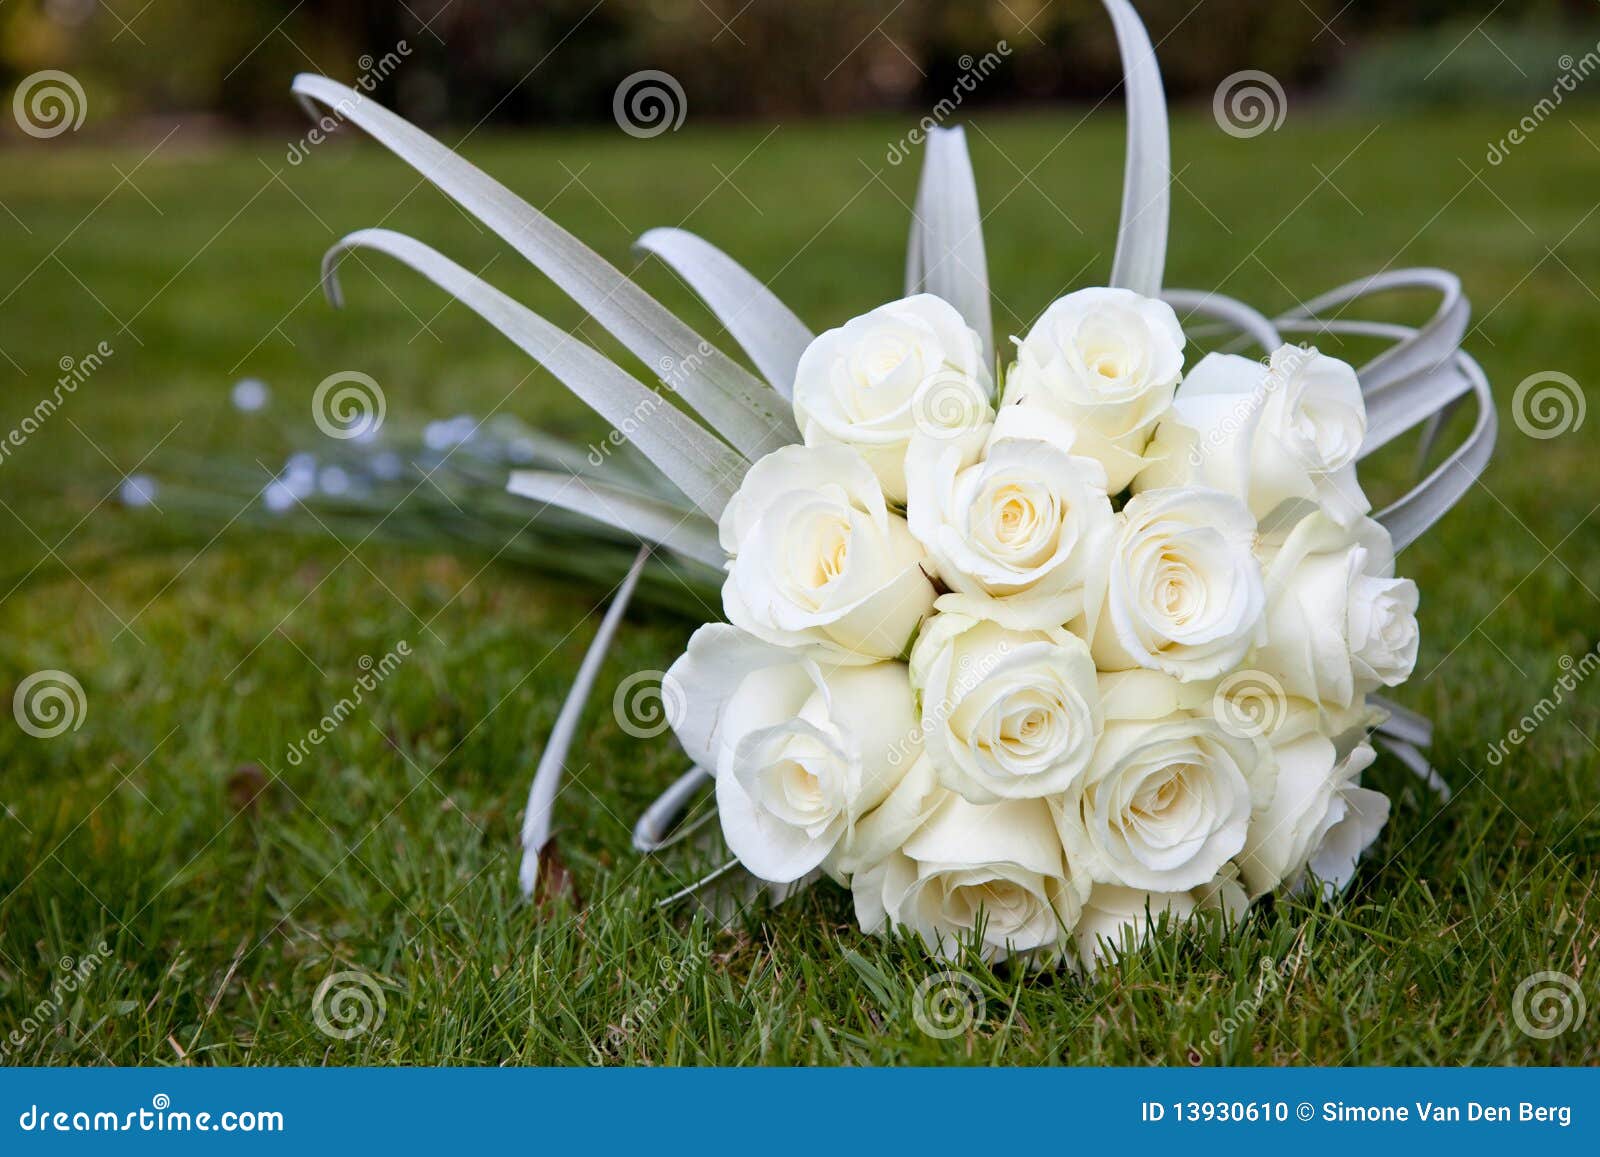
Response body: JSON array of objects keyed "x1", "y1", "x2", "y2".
[{"x1": 1, "y1": 101, "x2": 1597, "y2": 1065}]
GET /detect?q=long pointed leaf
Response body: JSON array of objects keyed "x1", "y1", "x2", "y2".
[
  {"x1": 632, "y1": 766, "x2": 714, "y2": 852},
  {"x1": 1375, "y1": 351, "x2": 1496, "y2": 551},
  {"x1": 1377, "y1": 736, "x2": 1452, "y2": 802},
  {"x1": 1163, "y1": 288, "x2": 1282, "y2": 352},
  {"x1": 904, "y1": 126, "x2": 993, "y2": 362},
  {"x1": 519, "y1": 546, "x2": 651, "y2": 896},
  {"x1": 323, "y1": 228, "x2": 744, "y2": 519},
  {"x1": 293, "y1": 74, "x2": 798, "y2": 459},
  {"x1": 634, "y1": 227, "x2": 813, "y2": 398},
  {"x1": 1370, "y1": 694, "x2": 1433, "y2": 748},
  {"x1": 1105, "y1": 0, "x2": 1170, "y2": 296},
  {"x1": 1277, "y1": 269, "x2": 1467, "y2": 395},
  {"x1": 506, "y1": 469, "x2": 725, "y2": 569}
]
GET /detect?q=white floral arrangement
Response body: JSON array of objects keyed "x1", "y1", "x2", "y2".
[
  {"x1": 291, "y1": 0, "x2": 1496, "y2": 969},
  {"x1": 663, "y1": 287, "x2": 1412, "y2": 967}
]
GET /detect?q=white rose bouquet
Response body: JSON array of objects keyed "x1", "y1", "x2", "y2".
[
  {"x1": 289, "y1": 0, "x2": 1496, "y2": 971},
  {"x1": 662, "y1": 286, "x2": 1417, "y2": 966}
]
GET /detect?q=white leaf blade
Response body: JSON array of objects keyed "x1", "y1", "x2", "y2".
[
  {"x1": 520, "y1": 546, "x2": 651, "y2": 897},
  {"x1": 905, "y1": 126, "x2": 993, "y2": 363},
  {"x1": 1375, "y1": 351, "x2": 1496, "y2": 552},
  {"x1": 506, "y1": 469, "x2": 725, "y2": 569},
  {"x1": 324, "y1": 228, "x2": 745, "y2": 519},
  {"x1": 1376, "y1": 736, "x2": 1452, "y2": 802},
  {"x1": 1105, "y1": 0, "x2": 1171, "y2": 297},
  {"x1": 634, "y1": 227, "x2": 813, "y2": 398},
  {"x1": 292, "y1": 73, "x2": 798, "y2": 460},
  {"x1": 1163, "y1": 288, "x2": 1282, "y2": 352},
  {"x1": 1370, "y1": 694, "x2": 1433, "y2": 748},
  {"x1": 632, "y1": 766, "x2": 714, "y2": 852}
]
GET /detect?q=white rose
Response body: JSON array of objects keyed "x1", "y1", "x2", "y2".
[
  {"x1": 1054, "y1": 670, "x2": 1269, "y2": 892},
  {"x1": 792, "y1": 294, "x2": 994, "y2": 503},
  {"x1": 906, "y1": 406, "x2": 1114, "y2": 631},
  {"x1": 1254, "y1": 511, "x2": 1419, "y2": 708},
  {"x1": 1073, "y1": 867, "x2": 1248, "y2": 970},
  {"x1": 1139, "y1": 345, "x2": 1371, "y2": 527},
  {"x1": 665, "y1": 624, "x2": 921, "y2": 883},
  {"x1": 1093, "y1": 487, "x2": 1266, "y2": 681},
  {"x1": 909, "y1": 613, "x2": 1102, "y2": 803},
  {"x1": 852, "y1": 794, "x2": 1088, "y2": 964},
  {"x1": 1003, "y1": 287, "x2": 1186, "y2": 492},
  {"x1": 720, "y1": 444, "x2": 935, "y2": 664},
  {"x1": 1237, "y1": 702, "x2": 1387, "y2": 897}
]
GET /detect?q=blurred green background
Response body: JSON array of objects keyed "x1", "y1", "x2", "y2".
[
  {"x1": 0, "y1": 0, "x2": 1597, "y2": 1064},
  {"x1": 5, "y1": 0, "x2": 1600, "y2": 129}
]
